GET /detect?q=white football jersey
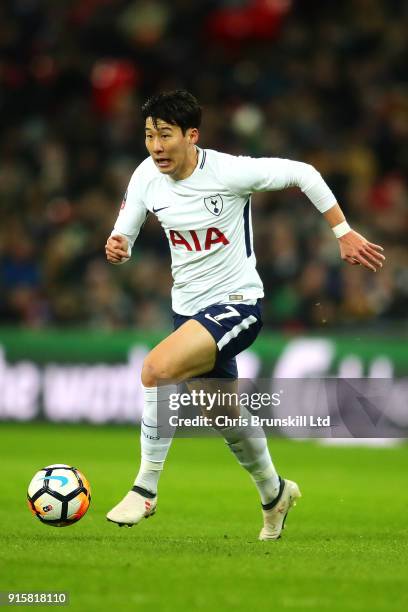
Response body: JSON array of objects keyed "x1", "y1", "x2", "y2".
[{"x1": 112, "y1": 148, "x2": 337, "y2": 315}]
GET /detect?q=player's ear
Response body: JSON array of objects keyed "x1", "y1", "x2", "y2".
[{"x1": 188, "y1": 127, "x2": 199, "y2": 144}]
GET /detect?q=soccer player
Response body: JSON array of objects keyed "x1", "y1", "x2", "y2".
[{"x1": 105, "y1": 90, "x2": 385, "y2": 540}]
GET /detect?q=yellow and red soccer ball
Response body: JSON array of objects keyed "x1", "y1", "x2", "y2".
[{"x1": 27, "y1": 464, "x2": 91, "y2": 527}]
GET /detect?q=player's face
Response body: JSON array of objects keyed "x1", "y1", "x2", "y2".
[{"x1": 145, "y1": 117, "x2": 199, "y2": 180}]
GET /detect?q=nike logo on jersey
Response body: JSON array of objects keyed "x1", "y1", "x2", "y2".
[{"x1": 153, "y1": 205, "x2": 170, "y2": 213}]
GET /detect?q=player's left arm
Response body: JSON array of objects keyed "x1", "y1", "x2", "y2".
[
  {"x1": 279, "y1": 159, "x2": 386, "y2": 271},
  {"x1": 219, "y1": 155, "x2": 385, "y2": 272},
  {"x1": 323, "y1": 203, "x2": 385, "y2": 272}
]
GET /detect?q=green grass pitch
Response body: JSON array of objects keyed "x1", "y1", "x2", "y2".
[{"x1": 0, "y1": 422, "x2": 407, "y2": 611}]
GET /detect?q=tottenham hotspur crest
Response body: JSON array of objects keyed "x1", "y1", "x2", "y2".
[{"x1": 204, "y1": 194, "x2": 223, "y2": 216}]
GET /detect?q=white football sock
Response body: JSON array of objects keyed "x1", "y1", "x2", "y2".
[
  {"x1": 219, "y1": 413, "x2": 280, "y2": 505},
  {"x1": 133, "y1": 384, "x2": 176, "y2": 495}
]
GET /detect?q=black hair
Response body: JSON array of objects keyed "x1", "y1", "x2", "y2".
[{"x1": 141, "y1": 90, "x2": 202, "y2": 134}]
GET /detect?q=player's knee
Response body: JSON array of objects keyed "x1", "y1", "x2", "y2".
[
  {"x1": 141, "y1": 359, "x2": 159, "y2": 386},
  {"x1": 141, "y1": 356, "x2": 177, "y2": 387}
]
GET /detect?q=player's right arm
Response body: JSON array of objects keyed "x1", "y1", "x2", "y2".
[{"x1": 105, "y1": 165, "x2": 149, "y2": 265}]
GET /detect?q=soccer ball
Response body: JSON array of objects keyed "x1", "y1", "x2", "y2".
[{"x1": 27, "y1": 464, "x2": 91, "y2": 527}]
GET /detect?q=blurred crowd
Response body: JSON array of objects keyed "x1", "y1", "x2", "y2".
[{"x1": 0, "y1": 0, "x2": 407, "y2": 332}]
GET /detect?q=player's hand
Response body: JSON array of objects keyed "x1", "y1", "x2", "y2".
[
  {"x1": 338, "y1": 230, "x2": 385, "y2": 272},
  {"x1": 105, "y1": 234, "x2": 130, "y2": 264}
]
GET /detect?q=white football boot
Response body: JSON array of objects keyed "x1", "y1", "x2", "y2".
[
  {"x1": 106, "y1": 487, "x2": 157, "y2": 527},
  {"x1": 259, "y1": 478, "x2": 301, "y2": 541}
]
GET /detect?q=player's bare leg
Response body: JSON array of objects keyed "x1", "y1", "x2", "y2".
[{"x1": 141, "y1": 320, "x2": 218, "y2": 384}]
